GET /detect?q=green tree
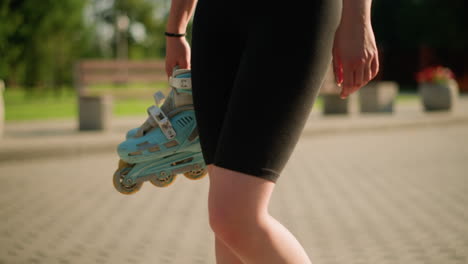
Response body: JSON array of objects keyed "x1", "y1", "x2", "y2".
[
  {"x1": 372, "y1": 0, "x2": 467, "y2": 50},
  {"x1": 0, "y1": 0, "x2": 90, "y2": 90},
  {"x1": 90, "y1": 0, "x2": 168, "y2": 59},
  {"x1": 371, "y1": 0, "x2": 467, "y2": 84}
]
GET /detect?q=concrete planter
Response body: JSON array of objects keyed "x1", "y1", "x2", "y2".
[
  {"x1": 78, "y1": 95, "x2": 113, "y2": 131},
  {"x1": 322, "y1": 94, "x2": 351, "y2": 114},
  {"x1": 358, "y1": 81, "x2": 398, "y2": 113},
  {"x1": 320, "y1": 65, "x2": 348, "y2": 115},
  {"x1": 419, "y1": 79, "x2": 459, "y2": 111}
]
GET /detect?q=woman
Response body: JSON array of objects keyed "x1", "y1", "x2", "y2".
[{"x1": 165, "y1": 0, "x2": 379, "y2": 262}]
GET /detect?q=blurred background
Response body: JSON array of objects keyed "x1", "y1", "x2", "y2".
[
  {"x1": 0, "y1": 0, "x2": 467, "y2": 121},
  {"x1": 0, "y1": 0, "x2": 467, "y2": 264}
]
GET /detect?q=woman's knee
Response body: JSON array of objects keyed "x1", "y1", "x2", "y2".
[
  {"x1": 209, "y1": 201, "x2": 266, "y2": 246},
  {"x1": 208, "y1": 205, "x2": 239, "y2": 241},
  {"x1": 208, "y1": 165, "x2": 273, "y2": 244}
]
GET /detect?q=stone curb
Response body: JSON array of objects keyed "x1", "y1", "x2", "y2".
[
  {"x1": 302, "y1": 115, "x2": 468, "y2": 137},
  {"x1": 0, "y1": 134, "x2": 122, "y2": 163},
  {"x1": 1, "y1": 114, "x2": 468, "y2": 163}
]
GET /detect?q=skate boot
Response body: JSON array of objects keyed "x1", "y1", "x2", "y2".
[{"x1": 113, "y1": 68, "x2": 207, "y2": 195}]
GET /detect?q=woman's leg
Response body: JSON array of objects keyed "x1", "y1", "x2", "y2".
[
  {"x1": 208, "y1": 165, "x2": 311, "y2": 264},
  {"x1": 192, "y1": 1, "x2": 343, "y2": 262},
  {"x1": 207, "y1": 165, "x2": 245, "y2": 264},
  {"x1": 215, "y1": 237, "x2": 244, "y2": 264}
]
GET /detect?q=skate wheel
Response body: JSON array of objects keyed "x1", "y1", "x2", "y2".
[
  {"x1": 118, "y1": 159, "x2": 129, "y2": 170},
  {"x1": 150, "y1": 173, "x2": 177, "y2": 188},
  {"x1": 184, "y1": 168, "x2": 208, "y2": 180},
  {"x1": 113, "y1": 161, "x2": 142, "y2": 195}
]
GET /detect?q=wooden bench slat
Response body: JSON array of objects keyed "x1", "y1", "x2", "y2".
[
  {"x1": 79, "y1": 60, "x2": 165, "y2": 70},
  {"x1": 79, "y1": 68, "x2": 165, "y2": 74},
  {"x1": 81, "y1": 74, "x2": 167, "y2": 84},
  {"x1": 75, "y1": 60, "x2": 168, "y2": 94}
]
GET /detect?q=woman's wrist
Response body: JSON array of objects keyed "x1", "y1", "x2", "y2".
[
  {"x1": 165, "y1": 0, "x2": 197, "y2": 36},
  {"x1": 165, "y1": 24, "x2": 187, "y2": 34},
  {"x1": 166, "y1": 35, "x2": 186, "y2": 42},
  {"x1": 341, "y1": 0, "x2": 372, "y2": 24},
  {"x1": 165, "y1": 31, "x2": 186, "y2": 37}
]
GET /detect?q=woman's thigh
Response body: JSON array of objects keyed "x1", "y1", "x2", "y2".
[
  {"x1": 211, "y1": 0, "x2": 342, "y2": 182},
  {"x1": 191, "y1": 0, "x2": 247, "y2": 165}
]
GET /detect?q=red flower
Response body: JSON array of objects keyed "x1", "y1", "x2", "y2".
[{"x1": 416, "y1": 66, "x2": 455, "y2": 84}]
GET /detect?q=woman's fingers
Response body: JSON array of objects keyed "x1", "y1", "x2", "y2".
[
  {"x1": 166, "y1": 59, "x2": 188, "y2": 77},
  {"x1": 341, "y1": 56, "x2": 378, "y2": 98},
  {"x1": 371, "y1": 56, "x2": 379, "y2": 79},
  {"x1": 341, "y1": 63, "x2": 354, "y2": 99},
  {"x1": 165, "y1": 37, "x2": 191, "y2": 77},
  {"x1": 166, "y1": 58, "x2": 190, "y2": 77},
  {"x1": 332, "y1": 55, "x2": 343, "y2": 86},
  {"x1": 365, "y1": 60, "x2": 373, "y2": 84},
  {"x1": 178, "y1": 59, "x2": 189, "y2": 69},
  {"x1": 354, "y1": 63, "x2": 364, "y2": 91}
]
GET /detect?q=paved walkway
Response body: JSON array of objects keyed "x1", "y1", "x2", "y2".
[
  {"x1": 1, "y1": 96, "x2": 468, "y2": 264},
  {"x1": 1, "y1": 96, "x2": 468, "y2": 162},
  {"x1": 0, "y1": 123, "x2": 467, "y2": 264}
]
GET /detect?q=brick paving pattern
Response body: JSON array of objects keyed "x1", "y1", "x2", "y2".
[{"x1": 1, "y1": 124, "x2": 467, "y2": 264}]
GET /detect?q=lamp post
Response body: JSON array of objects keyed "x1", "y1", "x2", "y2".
[{"x1": 116, "y1": 14, "x2": 129, "y2": 60}]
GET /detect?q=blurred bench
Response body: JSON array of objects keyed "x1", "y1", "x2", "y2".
[{"x1": 74, "y1": 60, "x2": 166, "y2": 131}]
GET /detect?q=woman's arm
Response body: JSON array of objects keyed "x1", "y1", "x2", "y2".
[
  {"x1": 333, "y1": 0, "x2": 379, "y2": 99},
  {"x1": 342, "y1": 0, "x2": 372, "y2": 24},
  {"x1": 165, "y1": 0, "x2": 198, "y2": 77}
]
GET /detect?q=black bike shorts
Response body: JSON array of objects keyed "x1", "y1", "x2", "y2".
[{"x1": 191, "y1": 0, "x2": 342, "y2": 182}]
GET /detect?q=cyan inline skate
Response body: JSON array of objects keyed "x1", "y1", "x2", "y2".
[{"x1": 113, "y1": 68, "x2": 207, "y2": 195}]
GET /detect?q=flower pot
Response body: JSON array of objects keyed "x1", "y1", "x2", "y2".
[
  {"x1": 419, "y1": 79, "x2": 459, "y2": 111},
  {"x1": 322, "y1": 94, "x2": 349, "y2": 114}
]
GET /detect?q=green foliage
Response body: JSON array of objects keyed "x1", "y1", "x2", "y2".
[
  {"x1": 0, "y1": 0, "x2": 170, "y2": 91},
  {"x1": 4, "y1": 86, "x2": 421, "y2": 122},
  {"x1": 3, "y1": 0, "x2": 463, "y2": 93},
  {"x1": 4, "y1": 88, "x2": 155, "y2": 121},
  {"x1": 4, "y1": 88, "x2": 77, "y2": 120},
  {"x1": 0, "y1": 0, "x2": 91, "y2": 89},
  {"x1": 90, "y1": 0, "x2": 168, "y2": 59},
  {"x1": 0, "y1": 1, "x2": 23, "y2": 84}
]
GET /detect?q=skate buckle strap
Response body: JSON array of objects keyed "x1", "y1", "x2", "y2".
[
  {"x1": 148, "y1": 105, "x2": 177, "y2": 139},
  {"x1": 153, "y1": 91, "x2": 165, "y2": 106},
  {"x1": 169, "y1": 76, "x2": 192, "y2": 89}
]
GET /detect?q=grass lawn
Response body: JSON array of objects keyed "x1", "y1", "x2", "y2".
[
  {"x1": 3, "y1": 88, "x2": 420, "y2": 121},
  {"x1": 3, "y1": 87, "x2": 162, "y2": 121}
]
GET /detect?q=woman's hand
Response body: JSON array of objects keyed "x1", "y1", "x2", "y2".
[
  {"x1": 332, "y1": 19, "x2": 379, "y2": 99},
  {"x1": 165, "y1": 37, "x2": 191, "y2": 77}
]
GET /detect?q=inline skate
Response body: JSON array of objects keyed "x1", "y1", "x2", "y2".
[{"x1": 113, "y1": 68, "x2": 207, "y2": 195}]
